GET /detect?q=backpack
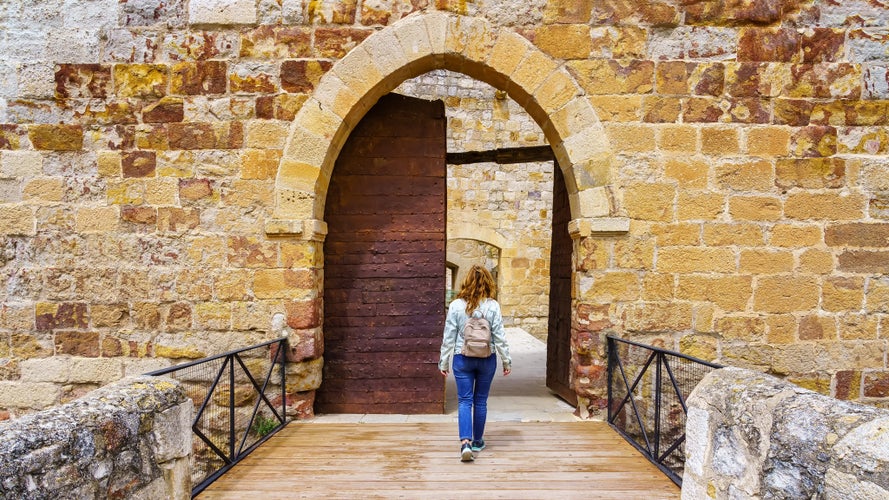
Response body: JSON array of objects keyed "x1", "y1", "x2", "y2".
[{"x1": 461, "y1": 310, "x2": 492, "y2": 358}]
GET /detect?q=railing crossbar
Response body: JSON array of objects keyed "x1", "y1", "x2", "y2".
[
  {"x1": 193, "y1": 426, "x2": 231, "y2": 466},
  {"x1": 612, "y1": 350, "x2": 656, "y2": 454},
  {"x1": 193, "y1": 356, "x2": 231, "y2": 434},
  {"x1": 606, "y1": 335, "x2": 723, "y2": 488},
  {"x1": 234, "y1": 351, "x2": 285, "y2": 457}
]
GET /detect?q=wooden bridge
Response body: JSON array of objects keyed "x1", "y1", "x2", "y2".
[{"x1": 200, "y1": 421, "x2": 680, "y2": 499}]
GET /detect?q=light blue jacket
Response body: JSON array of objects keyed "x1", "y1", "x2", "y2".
[{"x1": 438, "y1": 298, "x2": 512, "y2": 372}]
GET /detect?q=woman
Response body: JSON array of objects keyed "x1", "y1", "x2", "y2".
[{"x1": 439, "y1": 265, "x2": 512, "y2": 462}]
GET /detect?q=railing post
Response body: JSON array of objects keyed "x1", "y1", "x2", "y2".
[
  {"x1": 606, "y1": 336, "x2": 614, "y2": 423},
  {"x1": 653, "y1": 353, "x2": 662, "y2": 461},
  {"x1": 229, "y1": 355, "x2": 236, "y2": 461},
  {"x1": 280, "y1": 339, "x2": 287, "y2": 423}
]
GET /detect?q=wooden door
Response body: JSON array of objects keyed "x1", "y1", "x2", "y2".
[
  {"x1": 546, "y1": 164, "x2": 577, "y2": 406},
  {"x1": 318, "y1": 93, "x2": 447, "y2": 414}
]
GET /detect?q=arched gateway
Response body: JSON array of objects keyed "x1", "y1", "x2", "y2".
[{"x1": 266, "y1": 12, "x2": 628, "y2": 413}]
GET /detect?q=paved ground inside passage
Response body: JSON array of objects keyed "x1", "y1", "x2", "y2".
[{"x1": 310, "y1": 328, "x2": 577, "y2": 424}]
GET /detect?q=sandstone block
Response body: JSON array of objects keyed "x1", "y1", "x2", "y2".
[
  {"x1": 286, "y1": 357, "x2": 323, "y2": 392},
  {"x1": 28, "y1": 125, "x2": 83, "y2": 151},
  {"x1": 826, "y1": 222, "x2": 889, "y2": 248},
  {"x1": 97, "y1": 151, "x2": 122, "y2": 177},
  {"x1": 785, "y1": 192, "x2": 866, "y2": 221},
  {"x1": 75, "y1": 206, "x2": 120, "y2": 233},
  {"x1": 122, "y1": 151, "x2": 156, "y2": 178},
  {"x1": 623, "y1": 183, "x2": 674, "y2": 221},
  {"x1": 658, "y1": 247, "x2": 736, "y2": 273},
  {"x1": 227, "y1": 236, "x2": 278, "y2": 268},
  {"x1": 747, "y1": 126, "x2": 790, "y2": 156},
  {"x1": 701, "y1": 127, "x2": 740, "y2": 155},
  {"x1": 567, "y1": 59, "x2": 654, "y2": 95},
  {"x1": 69, "y1": 358, "x2": 124, "y2": 384},
  {"x1": 729, "y1": 196, "x2": 782, "y2": 221},
  {"x1": 753, "y1": 276, "x2": 820, "y2": 313},
  {"x1": 171, "y1": 61, "x2": 227, "y2": 95},
  {"x1": 677, "y1": 193, "x2": 724, "y2": 221},
  {"x1": 623, "y1": 302, "x2": 693, "y2": 332},
  {"x1": 535, "y1": 24, "x2": 592, "y2": 60},
  {"x1": 194, "y1": 302, "x2": 231, "y2": 330},
  {"x1": 587, "y1": 272, "x2": 640, "y2": 302},
  {"x1": 863, "y1": 371, "x2": 889, "y2": 398},
  {"x1": 703, "y1": 223, "x2": 764, "y2": 246},
  {"x1": 587, "y1": 95, "x2": 642, "y2": 122},
  {"x1": 715, "y1": 160, "x2": 773, "y2": 191},
  {"x1": 0, "y1": 151, "x2": 43, "y2": 179},
  {"x1": 766, "y1": 314, "x2": 797, "y2": 344},
  {"x1": 107, "y1": 179, "x2": 145, "y2": 205},
  {"x1": 156, "y1": 207, "x2": 199, "y2": 232},
  {"x1": 189, "y1": 0, "x2": 257, "y2": 25},
  {"x1": 769, "y1": 224, "x2": 822, "y2": 247},
  {"x1": 544, "y1": 0, "x2": 593, "y2": 23},
  {"x1": 798, "y1": 314, "x2": 836, "y2": 341},
  {"x1": 240, "y1": 149, "x2": 280, "y2": 180},
  {"x1": 658, "y1": 125, "x2": 697, "y2": 152},
  {"x1": 113, "y1": 64, "x2": 169, "y2": 98},
  {"x1": 717, "y1": 314, "x2": 767, "y2": 342},
  {"x1": 838, "y1": 250, "x2": 889, "y2": 273},
  {"x1": 244, "y1": 121, "x2": 288, "y2": 149},
  {"x1": 740, "y1": 249, "x2": 794, "y2": 274},
  {"x1": 142, "y1": 97, "x2": 184, "y2": 123},
  {"x1": 55, "y1": 331, "x2": 100, "y2": 357},
  {"x1": 0, "y1": 381, "x2": 60, "y2": 408},
  {"x1": 651, "y1": 222, "x2": 701, "y2": 246},
  {"x1": 679, "y1": 334, "x2": 717, "y2": 361},
  {"x1": 23, "y1": 177, "x2": 65, "y2": 202},
  {"x1": 665, "y1": 158, "x2": 708, "y2": 188},
  {"x1": 178, "y1": 178, "x2": 213, "y2": 201},
  {"x1": 254, "y1": 269, "x2": 314, "y2": 299},
  {"x1": 838, "y1": 313, "x2": 879, "y2": 340},
  {"x1": 678, "y1": 275, "x2": 753, "y2": 311},
  {"x1": 822, "y1": 277, "x2": 865, "y2": 312},
  {"x1": 642, "y1": 95, "x2": 681, "y2": 123},
  {"x1": 0, "y1": 206, "x2": 35, "y2": 235},
  {"x1": 776, "y1": 158, "x2": 845, "y2": 190},
  {"x1": 642, "y1": 274, "x2": 674, "y2": 301},
  {"x1": 144, "y1": 178, "x2": 179, "y2": 205},
  {"x1": 534, "y1": 69, "x2": 579, "y2": 116}
]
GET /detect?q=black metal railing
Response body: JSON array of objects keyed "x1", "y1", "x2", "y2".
[
  {"x1": 606, "y1": 335, "x2": 722, "y2": 486},
  {"x1": 149, "y1": 337, "x2": 288, "y2": 497}
]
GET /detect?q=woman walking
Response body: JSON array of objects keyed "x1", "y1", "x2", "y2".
[{"x1": 439, "y1": 265, "x2": 512, "y2": 462}]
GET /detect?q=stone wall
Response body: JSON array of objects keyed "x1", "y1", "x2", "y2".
[
  {"x1": 0, "y1": 376, "x2": 191, "y2": 499},
  {"x1": 684, "y1": 367, "x2": 889, "y2": 499},
  {"x1": 0, "y1": 0, "x2": 888, "y2": 418}
]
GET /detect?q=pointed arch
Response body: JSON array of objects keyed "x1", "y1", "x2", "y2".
[{"x1": 270, "y1": 11, "x2": 618, "y2": 229}]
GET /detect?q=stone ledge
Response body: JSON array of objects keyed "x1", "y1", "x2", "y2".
[
  {"x1": 684, "y1": 367, "x2": 889, "y2": 500},
  {"x1": 0, "y1": 376, "x2": 192, "y2": 499},
  {"x1": 568, "y1": 217, "x2": 630, "y2": 237},
  {"x1": 264, "y1": 219, "x2": 329, "y2": 240}
]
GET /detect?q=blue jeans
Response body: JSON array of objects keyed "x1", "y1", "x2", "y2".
[{"x1": 453, "y1": 353, "x2": 497, "y2": 442}]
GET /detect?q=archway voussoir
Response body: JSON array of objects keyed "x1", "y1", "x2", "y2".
[
  {"x1": 571, "y1": 153, "x2": 614, "y2": 189},
  {"x1": 332, "y1": 45, "x2": 384, "y2": 99},
  {"x1": 284, "y1": 124, "x2": 330, "y2": 169},
  {"x1": 392, "y1": 14, "x2": 434, "y2": 64},
  {"x1": 485, "y1": 29, "x2": 533, "y2": 90},
  {"x1": 362, "y1": 28, "x2": 411, "y2": 80},
  {"x1": 422, "y1": 11, "x2": 449, "y2": 53},
  {"x1": 312, "y1": 73, "x2": 360, "y2": 123},
  {"x1": 278, "y1": 159, "x2": 321, "y2": 193},
  {"x1": 275, "y1": 187, "x2": 316, "y2": 220},
  {"x1": 533, "y1": 67, "x2": 581, "y2": 117},
  {"x1": 511, "y1": 49, "x2": 560, "y2": 102},
  {"x1": 548, "y1": 96, "x2": 600, "y2": 142},
  {"x1": 298, "y1": 98, "x2": 344, "y2": 141}
]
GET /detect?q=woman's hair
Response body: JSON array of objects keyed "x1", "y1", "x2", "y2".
[{"x1": 456, "y1": 265, "x2": 497, "y2": 315}]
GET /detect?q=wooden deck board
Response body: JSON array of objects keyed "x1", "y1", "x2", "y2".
[{"x1": 200, "y1": 421, "x2": 681, "y2": 500}]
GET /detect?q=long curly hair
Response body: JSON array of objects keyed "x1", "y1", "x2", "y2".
[{"x1": 456, "y1": 265, "x2": 497, "y2": 315}]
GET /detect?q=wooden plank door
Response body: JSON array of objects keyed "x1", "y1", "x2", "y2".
[
  {"x1": 546, "y1": 164, "x2": 577, "y2": 406},
  {"x1": 318, "y1": 93, "x2": 447, "y2": 414}
]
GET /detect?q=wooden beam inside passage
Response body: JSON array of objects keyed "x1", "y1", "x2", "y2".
[{"x1": 446, "y1": 145, "x2": 554, "y2": 165}]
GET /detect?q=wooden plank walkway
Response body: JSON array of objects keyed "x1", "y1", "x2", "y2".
[{"x1": 200, "y1": 421, "x2": 680, "y2": 499}]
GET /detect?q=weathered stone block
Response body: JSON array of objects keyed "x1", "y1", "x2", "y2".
[
  {"x1": 729, "y1": 196, "x2": 782, "y2": 221},
  {"x1": 678, "y1": 275, "x2": 753, "y2": 311},
  {"x1": 535, "y1": 24, "x2": 592, "y2": 60},
  {"x1": 189, "y1": 0, "x2": 257, "y2": 25},
  {"x1": 567, "y1": 59, "x2": 654, "y2": 95},
  {"x1": 0, "y1": 206, "x2": 35, "y2": 235},
  {"x1": 142, "y1": 98, "x2": 184, "y2": 123},
  {"x1": 29, "y1": 125, "x2": 83, "y2": 151},
  {"x1": 286, "y1": 357, "x2": 323, "y2": 392},
  {"x1": 254, "y1": 269, "x2": 313, "y2": 299},
  {"x1": 623, "y1": 183, "x2": 674, "y2": 221},
  {"x1": 826, "y1": 222, "x2": 889, "y2": 248},
  {"x1": 657, "y1": 125, "x2": 697, "y2": 152},
  {"x1": 171, "y1": 61, "x2": 227, "y2": 95},
  {"x1": 784, "y1": 192, "x2": 866, "y2": 221},
  {"x1": 701, "y1": 127, "x2": 740, "y2": 156},
  {"x1": 623, "y1": 302, "x2": 692, "y2": 332},
  {"x1": 76, "y1": 207, "x2": 120, "y2": 233},
  {"x1": 702, "y1": 223, "x2": 764, "y2": 246},
  {"x1": 113, "y1": 64, "x2": 168, "y2": 98},
  {"x1": 738, "y1": 28, "x2": 800, "y2": 62},
  {"x1": 677, "y1": 193, "x2": 724, "y2": 221},
  {"x1": 754, "y1": 276, "x2": 820, "y2": 313},
  {"x1": 747, "y1": 126, "x2": 790, "y2": 157},
  {"x1": 0, "y1": 151, "x2": 44, "y2": 179},
  {"x1": 740, "y1": 249, "x2": 794, "y2": 274}
]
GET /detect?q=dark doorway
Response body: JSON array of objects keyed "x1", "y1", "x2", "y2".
[
  {"x1": 546, "y1": 164, "x2": 577, "y2": 406},
  {"x1": 317, "y1": 94, "x2": 447, "y2": 414}
]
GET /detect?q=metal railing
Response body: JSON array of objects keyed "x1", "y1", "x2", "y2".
[
  {"x1": 606, "y1": 335, "x2": 722, "y2": 486},
  {"x1": 149, "y1": 337, "x2": 288, "y2": 496}
]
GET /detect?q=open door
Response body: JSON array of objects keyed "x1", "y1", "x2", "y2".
[
  {"x1": 546, "y1": 163, "x2": 577, "y2": 406},
  {"x1": 318, "y1": 94, "x2": 447, "y2": 414}
]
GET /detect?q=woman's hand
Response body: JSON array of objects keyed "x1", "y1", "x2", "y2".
[
  {"x1": 503, "y1": 366, "x2": 511, "y2": 377},
  {"x1": 440, "y1": 369, "x2": 449, "y2": 377}
]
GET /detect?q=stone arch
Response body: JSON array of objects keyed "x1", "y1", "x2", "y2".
[{"x1": 270, "y1": 11, "x2": 621, "y2": 234}]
